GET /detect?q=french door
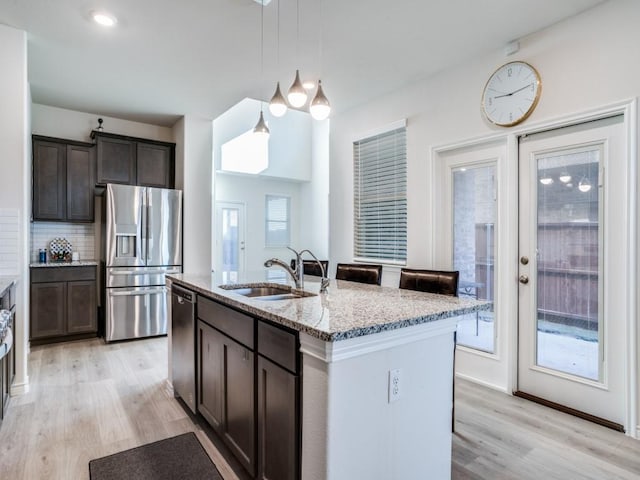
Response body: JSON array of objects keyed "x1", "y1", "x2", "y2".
[
  {"x1": 215, "y1": 202, "x2": 246, "y2": 283},
  {"x1": 517, "y1": 115, "x2": 627, "y2": 427}
]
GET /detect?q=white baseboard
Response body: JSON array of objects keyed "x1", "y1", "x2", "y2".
[
  {"x1": 10, "y1": 377, "x2": 30, "y2": 396},
  {"x1": 455, "y1": 372, "x2": 509, "y2": 394},
  {"x1": 164, "y1": 378, "x2": 174, "y2": 396}
]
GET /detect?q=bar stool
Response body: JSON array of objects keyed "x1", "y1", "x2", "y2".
[
  {"x1": 335, "y1": 263, "x2": 383, "y2": 285},
  {"x1": 399, "y1": 268, "x2": 459, "y2": 432},
  {"x1": 290, "y1": 259, "x2": 329, "y2": 277}
]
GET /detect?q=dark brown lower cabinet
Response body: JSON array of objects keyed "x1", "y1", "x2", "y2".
[
  {"x1": 67, "y1": 281, "x2": 97, "y2": 334},
  {"x1": 30, "y1": 282, "x2": 66, "y2": 338},
  {"x1": 198, "y1": 320, "x2": 256, "y2": 475},
  {"x1": 257, "y1": 355, "x2": 299, "y2": 480},
  {"x1": 30, "y1": 266, "x2": 97, "y2": 345},
  {"x1": 198, "y1": 320, "x2": 224, "y2": 431},
  {"x1": 195, "y1": 296, "x2": 301, "y2": 480}
]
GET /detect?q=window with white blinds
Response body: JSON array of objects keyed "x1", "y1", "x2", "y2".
[
  {"x1": 265, "y1": 195, "x2": 291, "y2": 247},
  {"x1": 353, "y1": 125, "x2": 407, "y2": 263}
]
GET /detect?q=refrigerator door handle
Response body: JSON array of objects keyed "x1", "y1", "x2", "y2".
[
  {"x1": 109, "y1": 287, "x2": 166, "y2": 297},
  {"x1": 109, "y1": 269, "x2": 177, "y2": 276},
  {"x1": 146, "y1": 204, "x2": 152, "y2": 263},
  {"x1": 140, "y1": 195, "x2": 147, "y2": 264}
]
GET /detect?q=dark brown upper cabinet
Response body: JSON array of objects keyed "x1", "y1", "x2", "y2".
[
  {"x1": 93, "y1": 131, "x2": 175, "y2": 189},
  {"x1": 137, "y1": 142, "x2": 173, "y2": 187},
  {"x1": 95, "y1": 134, "x2": 136, "y2": 185},
  {"x1": 32, "y1": 136, "x2": 95, "y2": 222}
]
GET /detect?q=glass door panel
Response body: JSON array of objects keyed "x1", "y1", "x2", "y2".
[
  {"x1": 453, "y1": 164, "x2": 496, "y2": 353},
  {"x1": 535, "y1": 148, "x2": 601, "y2": 380},
  {"x1": 216, "y1": 202, "x2": 245, "y2": 283}
]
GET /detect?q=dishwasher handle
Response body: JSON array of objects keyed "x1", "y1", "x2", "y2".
[{"x1": 172, "y1": 285, "x2": 195, "y2": 303}]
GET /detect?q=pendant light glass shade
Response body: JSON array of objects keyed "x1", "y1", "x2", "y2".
[
  {"x1": 539, "y1": 176, "x2": 553, "y2": 185},
  {"x1": 578, "y1": 176, "x2": 592, "y2": 192},
  {"x1": 310, "y1": 80, "x2": 331, "y2": 120},
  {"x1": 269, "y1": 82, "x2": 288, "y2": 117},
  {"x1": 287, "y1": 69, "x2": 307, "y2": 108},
  {"x1": 558, "y1": 171, "x2": 572, "y2": 183},
  {"x1": 253, "y1": 110, "x2": 270, "y2": 137}
]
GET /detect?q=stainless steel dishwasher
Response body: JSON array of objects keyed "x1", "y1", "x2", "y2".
[{"x1": 171, "y1": 284, "x2": 196, "y2": 413}]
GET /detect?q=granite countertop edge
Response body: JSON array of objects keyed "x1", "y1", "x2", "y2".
[
  {"x1": 0, "y1": 277, "x2": 17, "y2": 299},
  {"x1": 168, "y1": 275, "x2": 491, "y2": 342},
  {"x1": 30, "y1": 261, "x2": 98, "y2": 268}
]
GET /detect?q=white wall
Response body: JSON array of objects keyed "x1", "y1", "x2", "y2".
[
  {"x1": 299, "y1": 120, "x2": 330, "y2": 260},
  {"x1": 31, "y1": 104, "x2": 174, "y2": 143},
  {"x1": 328, "y1": 0, "x2": 640, "y2": 420},
  {"x1": 215, "y1": 173, "x2": 302, "y2": 273},
  {"x1": 0, "y1": 24, "x2": 30, "y2": 395},
  {"x1": 174, "y1": 115, "x2": 213, "y2": 275},
  {"x1": 212, "y1": 97, "x2": 312, "y2": 182}
]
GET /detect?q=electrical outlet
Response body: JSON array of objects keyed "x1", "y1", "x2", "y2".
[{"x1": 388, "y1": 368, "x2": 402, "y2": 403}]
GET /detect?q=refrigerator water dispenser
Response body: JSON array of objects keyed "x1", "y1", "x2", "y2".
[{"x1": 116, "y1": 235, "x2": 136, "y2": 258}]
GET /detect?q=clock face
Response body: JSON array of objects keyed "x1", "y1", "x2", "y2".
[{"x1": 482, "y1": 61, "x2": 541, "y2": 127}]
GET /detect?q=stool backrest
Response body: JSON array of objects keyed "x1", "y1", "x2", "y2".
[
  {"x1": 290, "y1": 259, "x2": 329, "y2": 277},
  {"x1": 335, "y1": 263, "x2": 383, "y2": 285},
  {"x1": 399, "y1": 268, "x2": 459, "y2": 296}
]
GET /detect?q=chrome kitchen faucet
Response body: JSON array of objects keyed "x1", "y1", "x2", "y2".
[{"x1": 264, "y1": 246, "x2": 329, "y2": 293}]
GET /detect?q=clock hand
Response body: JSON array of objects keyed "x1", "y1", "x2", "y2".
[{"x1": 493, "y1": 83, "x2": 532, "y2": 98}]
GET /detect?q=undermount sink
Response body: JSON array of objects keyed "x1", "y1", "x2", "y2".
[
  {"x1": 232, "y1": 286, "x2": 292, "y2": 297},
  {"x1": 221, "y1": 284, "x2": 316, "y2": 301}
]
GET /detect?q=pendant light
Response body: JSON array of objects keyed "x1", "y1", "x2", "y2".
[
  {"x1": 253, "y1": 109, "x2": 270, "y2": 136},
  {"x1": 269, "y1": 82, "x2": 288, "y2": 117},
  {"x1": 309, "y1": 0, "x2": 330, "y2": 119},
  {"x1": 558, "y1": 170, "x2": 572, "y2": 183},
  {"x1": 539, "y1": 176, "x2": 553, "y2": 185},
  {"x1": 254, "y1": 0, "x2": 270, "y2": 138},
  {"x1": 578, "y1": 176, "x2": 592, "y2": 192},
  {"x1": 310, "y1": 80, "x2": 330, "y2": 120},
  {"x1": 269, "y1": 0, "x2": 288, "y2": 117},
  {"x1": 287, "y1": 0, "x2": 307, "y2": 107},
  {"x1": 288, "y1": 70, "x2": 307, "y2": 107}
]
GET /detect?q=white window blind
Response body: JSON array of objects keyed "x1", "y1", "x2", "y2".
[
  {"x1": 265, "y1": 195, "x2": 290, "y2": 247},
  {"x1": 353, "y1": 125, "x2": 407, "y2": 262}
]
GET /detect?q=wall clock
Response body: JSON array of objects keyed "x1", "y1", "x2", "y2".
[{"x1": 481, "y1": 61, "x2": 541, "y2": 127}]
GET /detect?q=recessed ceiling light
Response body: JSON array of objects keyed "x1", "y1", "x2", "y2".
[
  {"x1": 92, "y1": 11, "x2": 117, "y2": 27},
  {"x1": 303, "y1": 80, "x2": 316, "y2": 90}
]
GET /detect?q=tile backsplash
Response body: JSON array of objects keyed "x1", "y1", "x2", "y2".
[
  {"x1": 31, "y1": 222, "x2": 96, "y2": 263},
  {"x1": 0, "y1": 208, "x2": 20, "y2": 275}
]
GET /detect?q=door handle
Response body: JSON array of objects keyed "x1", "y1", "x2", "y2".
[
  {"x1": 519, "y1": 275, "x2": 529, "y2": 284},
  {"x1": 520, "y1": 256, "x2": 529, "y2": 265}
]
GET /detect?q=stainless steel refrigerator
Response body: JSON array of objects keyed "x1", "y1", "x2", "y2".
[{"x1": 103, "y1": 184, "x2": 182, "y2": 342}]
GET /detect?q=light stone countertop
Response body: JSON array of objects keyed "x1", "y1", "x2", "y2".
[
  {"x1": 168, "y1": 272, "x2": 491, "y2": 342},
  {"x1": 0, "y1": 276, "x2": 17, "y2": 299},
  {"x1": 30, "y1": 261, "x2": 98, "y2": 268}
]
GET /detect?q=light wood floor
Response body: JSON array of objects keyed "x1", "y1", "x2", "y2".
[
  {"x1": 0, "y1": 337, "x2": 638, "y2": 479},
  {"x1": 0, "y1": 337, "x2": 239, "y2": 480},
  {"x1": 453, "y1": 380, "x2": 640, "y2": 479}
]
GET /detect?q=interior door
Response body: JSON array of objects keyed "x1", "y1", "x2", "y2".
[
  {"x1": 215, "y1": 202, "x2": 246, "y2": 283},
  {"x1": 517, "y1": 115, "x2": 627, "y2": 428}
]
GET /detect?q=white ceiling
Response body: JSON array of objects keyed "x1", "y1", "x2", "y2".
[{"x1": 0, "y1": 0, "x2": 605, "y2": 127}]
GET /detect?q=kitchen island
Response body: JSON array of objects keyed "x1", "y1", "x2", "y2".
[{"x1": 168, "y1": 273, "x2": 489, "y2": 480}]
